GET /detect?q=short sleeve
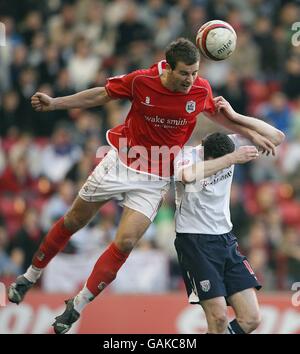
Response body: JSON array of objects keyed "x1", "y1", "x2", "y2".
[
  {"x1": 229, "y1": 134, "x2": 254, "y2": 149},
  {"x1": 105, "y1": 71, "x2": 141, "y2": 100},
  {"x1": 203, "y1": 79, "x2": 216, "y2": 114},
  {"x1": 174, "y1": 146, "x2": 201, "y2": 181}
]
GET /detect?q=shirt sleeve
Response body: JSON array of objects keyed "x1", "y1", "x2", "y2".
[
  {"x1": 203, "y1": 79, "x2": 216, "y2": 114},
  {"x1": 173, "y1": 146, "x2": 203, "y2": 181},
  {"x1": 105, "y1": 71, "x2": 141, "y2": 100},
  {"x1": 229, "y1": 134, "x2": 254, "y2": 149}
]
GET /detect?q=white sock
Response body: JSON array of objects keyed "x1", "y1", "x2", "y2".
[
  {"x1": 23, "y1": 265, "x2": 43, "y2": 283},
  {"x1": 73, "y1": 285, "x2": 95, "y2": 313}
]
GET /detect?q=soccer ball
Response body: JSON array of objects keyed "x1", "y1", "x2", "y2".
[{"x1": 196, "y1": 20, "x2": 237, "y2": 61}]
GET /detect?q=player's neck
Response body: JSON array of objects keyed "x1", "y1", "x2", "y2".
[{"x1": 160, "y1": 71, "x2": 176, "y2": 92}]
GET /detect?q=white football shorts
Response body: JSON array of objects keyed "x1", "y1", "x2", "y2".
[{"x1": 79, "y1": 149, "x2": 170, "y2": 221}]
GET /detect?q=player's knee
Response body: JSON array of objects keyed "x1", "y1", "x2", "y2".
[
  {"x1": 115, "y1": 236, "x2": 138, "y2": 253},
  {"x1": 207, "y1": 311, "x2": 228, "y2": 333},
  {"x1": 237, "y1": 312, "x2": 261, "y2": 333}
]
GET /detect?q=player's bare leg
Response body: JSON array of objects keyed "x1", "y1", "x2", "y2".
[
  {"x1": 52, "y1": 206, "x2": 151, "y2": 334},
  {"x1": 200, "y1": 297, "x2": 229, "y2": 334},
  {"x1": 227, "y1": 288, "x2": 261, "y2": 333},
  {"x1": 8, "y1": 196, "x2": 106, "y2": 305}
]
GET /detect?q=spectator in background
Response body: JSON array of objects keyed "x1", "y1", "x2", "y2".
[
  {"x1": 40, "y1": 124, "x2": 82, "y2": 183},
  {"x1": 38, "y1": 44, "x2": 62, "y2": 86},
  {"x1": 280, "y1": 226, "x2": 300, "y2": 287},
  {"x1": 0, "y1": 146, "x2": 36, "y2": 196},
  {"x1": 258, "y1": 92, "x2": 291, "y2": 136},
  {"x1": 40, "y1": 180, "x2": 76, "y2": 232},
  {"x1": 114, "y1": 2, "x2": 152, "y2": 55},
  {"x1": 9, "y1": 208, "x2": 44, "y2": 273},
  {"x1": 217, "y1": 70, "x2": 248, "y2": 115},
  {"x1": 229, "y1": 183, "x2": 251, "y2": 241},
  {"x1": 230, "y1": 28, "x2": 260, "y2": 79},
  {"x1": 0, "y1": 225, "x2": 22, "y2": 278},
  {"x1": 10, "y1": 44, "x2": 28, "y2": 88},
  {"x1": 68, "y1": 37, "x2": 100, "y2": 91},
  {"x1": 0, "y1": 90, "x2": 21, "y2": 136},
  {"x1": 253, "y1": 17, "x2": 278, "y2": 78},
  {"x1": 283, "y1": 56, "x2": 300, "y2": 100}
]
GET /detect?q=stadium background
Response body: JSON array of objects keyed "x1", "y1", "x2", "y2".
[{"x1": 0, "y1": 0, "x2": 299, "y2": 333}]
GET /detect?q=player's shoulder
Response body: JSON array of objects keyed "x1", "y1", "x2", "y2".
[
  {"x1": 132, "y1": 62, "x2": 161, "y2": 78},
  {"x1": 193, "y1": 76, "x2": 212, "y2": 90},
  {"x1": 174, "y1": 144, "x2": 202, "y2": 165},
  {"x1": 229, "y1": 134, "x2": 253, "y2": 148}
]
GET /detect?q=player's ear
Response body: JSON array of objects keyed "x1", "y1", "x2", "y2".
[{"x1": 165, "y1": 62, "x2": 172, "y2": 73}]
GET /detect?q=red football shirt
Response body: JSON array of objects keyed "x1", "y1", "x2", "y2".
[{"x1": 105, "y1": 60, "x2": 215, "y2": 177}]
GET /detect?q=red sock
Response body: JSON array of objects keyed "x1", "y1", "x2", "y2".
[
  {"x1": 32, "y1": 217, "x2": 72, "y2": 268},
  {"x1": 86, "y1": 242, "x2": 130, "y2": 296}
]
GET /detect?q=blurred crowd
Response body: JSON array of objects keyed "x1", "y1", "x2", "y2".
[{"x1": 0, "y1": 0, "x2": 300, "y2": 293}]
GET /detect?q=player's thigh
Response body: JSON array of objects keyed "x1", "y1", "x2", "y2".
[
  {"x1": 64, "y1": 195, "x2": 107, "y2": 231},
  {"x1": 200, "y1": 296, "x2": 228, "y2": 324},
  {"x1": 227, "y1": 288, "x2": 261, "y2": 324},
  {"x1": 114, "y1": 206, "x2": 152, "y2": 252}
]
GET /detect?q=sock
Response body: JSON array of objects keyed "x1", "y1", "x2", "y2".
[
  {"x1": 73, "y1": 284, "x2": 95, "y2": 313},
  {"x1": 32, "y1": 217, "x2": 73, "y2": 268},
  {"x1": 86, "y1": 242, "x2": 130, "y2": 296},
  {"x1": 227, "y1": 319, "x2": 246, "y2": 334},
  {"x1": 23, "y1": 265, "x2": 42, "y2": 283}
]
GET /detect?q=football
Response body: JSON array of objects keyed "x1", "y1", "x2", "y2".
[{"x1": 196, "y1": 20, "x2": 237, "y2": 61}]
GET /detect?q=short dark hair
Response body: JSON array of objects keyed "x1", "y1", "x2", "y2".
[
  {"x1": 203, "y1": 133, "x2": 235, "y2": 160},
  {"x1": 165, "y1": 38, "x2": 200, "y2": 70}
]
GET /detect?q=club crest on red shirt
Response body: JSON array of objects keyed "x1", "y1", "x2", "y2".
[{"x1": 186, "y1": 100, "x2": 196, "y2": 113}]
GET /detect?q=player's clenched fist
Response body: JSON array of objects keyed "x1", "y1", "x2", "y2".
[
  {"x1": 232, "y1": 145, "x2": 259, "y2": 164},
  {"x1": 31, "y1": 92, "x2": 54, "y2": 112}
]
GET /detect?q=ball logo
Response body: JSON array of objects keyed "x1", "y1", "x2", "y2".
[{"x1": 217, "y1": 39, "x2": 233, "y2": 54}]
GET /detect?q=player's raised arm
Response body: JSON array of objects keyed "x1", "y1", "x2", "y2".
[
  {"x1": 31, "y1": 87, "x2": 112, "y2": 112},
  {"x1": 179, "y1": 145, "x2": 259, "y2": 183},
  {"x1": 204, "y1": 108, "x2": 277, "y2": 156},
  {"x1": 214, "y1": 96, "x2": 285, "y2": 149}
]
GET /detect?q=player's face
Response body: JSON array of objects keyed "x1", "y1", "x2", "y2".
[{"x1": 169, "y1": 61, "x2": 199, "y2": 93}]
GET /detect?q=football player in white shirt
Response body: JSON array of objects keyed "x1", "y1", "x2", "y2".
[{"x1": 174, "y1": 96, "x2": 285, "y2": 334}]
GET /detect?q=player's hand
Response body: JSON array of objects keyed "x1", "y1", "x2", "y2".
[
  {"x1": 231, "y1": 146, "x2": 259, "y2": 164},
  {"x1": 213, "y1": 96, "x2": 236, "y2": 119},
  {"x1": 249, "y1": 130, "x2": 276, "y2": 156},
  {"x1": 31, "y1": 92, "x2": 55, "y2": 112}
]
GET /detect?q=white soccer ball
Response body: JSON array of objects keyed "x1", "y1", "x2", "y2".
[{"x1": 196, "y1": 20, "x2": 237, "y2": 61}]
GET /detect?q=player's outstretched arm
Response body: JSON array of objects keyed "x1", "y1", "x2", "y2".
[
  {"x1": 204, "y1": 107, "x2": 277, "y2": 156},
  {"x1": 31, "y1": 87, "x2": 112, "y2": 112},
  {"x1": 214, "y1": 96, "x2": 285, "y2": 147},
  {"x1": 179, "y1": 146, "x2": 259, "y2": 183}
]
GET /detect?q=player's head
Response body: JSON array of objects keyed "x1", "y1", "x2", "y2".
[
  {"x1": 165, "y1": 38, "x2": 200, "y2": 93},
  {"x1": 202, "y1": 132, "x2": 235, "y2": 160}
]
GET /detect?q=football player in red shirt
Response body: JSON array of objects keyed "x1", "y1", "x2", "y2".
[{"x1": 8, "y1": 38, "x2": 275, "y2": 334}]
